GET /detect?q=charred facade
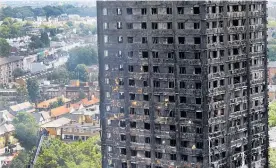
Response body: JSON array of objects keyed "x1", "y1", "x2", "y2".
[{"x1": 97, "y1": 1, "x2": 268, "y2": 168}]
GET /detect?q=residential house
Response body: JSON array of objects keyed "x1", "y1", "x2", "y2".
[
  {"x1": 81, "y1": 96, "x2": 99, "y2": 109},
  {"x1": 0, "y1": 124, "x2": 15, "y2": 148},
  {"x1": 269, "y1": 85, "x2": 276, "y2": 102},
  {"x1": 41, "y1": 117, "x2": 71, "y2": 138},
  {"x1": 65, "y1": 86, "x2": 90, "y2": 100},
  {"x1": 0, "y1": 110, "x2": 15, "y2": 148},
  {"x1": 0, "y1": 110, "x2": 14, "y2": 124},
  {"x1": 0, "y1": 89, "x2": 17, "y2": 101},
  {"x1": 269, "y1": 61, "x2": 276, "y2": 85},
  {"x1": 9, "y1": 102, "x2": 35, "y2": 116},
  {"x1": 61, "y1": 123, "x2": 100, "y2": 141},
  {"x1": 64, "y1": 105, "x2": 99, "y2": 124},
  {"x1": 36, "y1": 96, "x2": 71, "y2": 110},
  {"x1": 50, "y1": 106, "x2": 71, "y2": 120},
  {"x1": 0, "y1": 56, "x2": 24, "y2": 84},
  {"x1": 32, "y1": 111, "x2": 51, "y2": 125},
  {"x1": 36, "y1": 16, "x2": 47, "y2": 22},
  {"x1": 58, "y1": 14, "x2": 69, "y2": 21}
]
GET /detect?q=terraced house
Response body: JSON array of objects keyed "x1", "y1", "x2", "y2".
[{"x1": 97, "y1": 1, "x2": 268, "y2": 168}]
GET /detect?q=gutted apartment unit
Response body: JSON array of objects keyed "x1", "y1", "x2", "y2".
[{"x1": 97, "y1": 1, "x2": 268, "y2": 168}]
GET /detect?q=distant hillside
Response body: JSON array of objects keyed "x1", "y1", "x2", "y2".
[{"x1": 0, "y1": 5, "x2": 96, "y2": 20}]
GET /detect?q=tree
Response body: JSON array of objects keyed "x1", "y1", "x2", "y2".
[
  {"x1": 12, "y1": 112, "x2": 39, "y2": 150},
  {"x1": 78, "y1": 90, "x2": 86, "y2": 100},
  {"x1": 66, "y1": 21, "x2": 73, "y2": 27},
  {"x1": 57, "y1": 97, "x2": 64, "y2": 106},
  {"x1": 26, "y1": 78, "x2": 40, "y2": 103},
  {"x1": 71, "y1": 64, "x2": 89, "y2": 82},
  {"x1": 269, "y1": 45, "x2": 276, "y2": 61},
  {"x1": 0, "y1": 38, "x2": 11, "y2": 57},
  {"x1": 40, "y1": 32, "x2": 50, "y2": 47},
  {"x1": 49, "y1": 101, "x2": 59, "y2": 109},
  {"x1": 9, "y1": 151, "x2": 31, "y2": 168},
  {"x1": 67, "y1": 46, "x2": 98, "y2": 71},
  {"x1": 47, "y1": 67, "x2": 69, "y2": 84},
  {"x1": 271, "y1": 148, "x2": 276, "y2": 168},
  {"x1": 49, "y1": 98, "x2": 64, "y2": 109},
  {"x1": 269, "y1": 102, "x2": 276, "y2": 127},
  {"x1": 12, "y1": 68, "x2": 25, "y2": 78},
  {"x1": 16, "y1": 86, "x2": 28, "y2": 103},
  {"x1": 35, "y1": 136, "x2": 101, "y2": 168},
  {"x1": 29, "y1": 36, "x2": 43, "y2": 49}
]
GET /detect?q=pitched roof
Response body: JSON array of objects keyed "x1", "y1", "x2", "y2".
[
  {"x1": 0, "y1": 110, "x2": 14, "y2": 122},
  {"x1": 40, "y1": 111, "x2": 51, "y2": 120},
  {"x1": 9, "y1": 102, "x2": 35, "y2": 113},
  {"x1": 0, "y1": 124, "x2": 15, "y2": 135},
  {"x1": 41, "y1": 117, "x2": 71, "y2": 128},
  {"x1": 50, "y1": 106, "x2": 70, "y2": 117},
  {"x1": 31, "y1": 113, "x2": 42, "y2": 124},
  {"x1": 81, "y1": 96, "x2": 99, "y2": 107},
  {"x1": 37, "y1": 96, "x2": 71, "y2": 109}
]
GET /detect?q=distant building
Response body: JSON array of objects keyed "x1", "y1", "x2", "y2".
[
  {"x1": 23, "y1": 55, "x2": 37, "y2": 71},
  {"x1": 269, "y1": 85, "x2": 276, "y2": 102},
  {"x1": 0, "y1": 89, "x2": 17, "y2": 101},
  {"x1": 269, "y1": 61, "x2": 276, "y2": 84},
  {"x1": 0, "y1": 56, "x2": 24, "y2": 84},
  {"x1": 50, "y1": 105, "x2": 71, "y2": 120},
  {"x1": 58, "y1": 14, "x2": 69, "y2": 21},
  {"x1": 68, "y1": 14, "x2": 81, "y2": 21},
  {"x1": 36, "y1": 16, "x2": 47, "y2": 22},
  {"x1": 41, "y1": 117, "x2": 71, "y2": 138},
  {"x1": 61, "y1": 123, "x2": 100, "y2": 142},
  {"x1": 25, "y1": 17, "x2": 35, "y2": 21},
  {"x1": 36, "y1": 96, "x2": 71, "y2": 110},
  {"x1": 9, "y1": 102, "x2": 35, "y2": 115},
  {"x1": 31, "y1": 111, "x2": 51, "y2": 125}
]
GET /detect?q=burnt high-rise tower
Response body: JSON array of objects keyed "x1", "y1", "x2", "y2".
[{"x1": 97, "y1": 1, "x2": 268, "y2": 168}]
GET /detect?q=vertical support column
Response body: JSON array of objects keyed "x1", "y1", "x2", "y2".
[
  {"x1": 245, "y1": 2, "x2": 252, "y2": 168},
  {"x1": 200, "y1": 2, "x2": 209, "y2": 167},
  {"x1": 147, "y1": 2, "x2": 156, "y2": 166},
  {"x1": 222, "y1": 1, "x2": 232, "y2": 167},
  {"x1": 97, "y1": 2, "x2": 108, "y2": 168},
  {"x1": 171, "y1": 1, "x2": 181, "y2": 166},
  {"x1": 262, "y1": 1, "x2": 269, "y2": 167}
]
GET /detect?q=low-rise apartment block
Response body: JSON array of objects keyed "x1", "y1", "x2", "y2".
[{"x1": 0, "y1": 56, "x2": 24, "y2": 84}]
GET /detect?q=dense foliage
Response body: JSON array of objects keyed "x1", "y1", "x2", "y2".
[
  {"x1": 12, "y1": 68, "x2": 26, "y2": 78},
  {"x1": 47, "y1": 67, "x2": 70, "y2": 84},
  {"x1": 70, "y1": 64, "x2": 89, "y2": 82},
  {"x1": 49, "y1": 97, "x2": 64, "y2": 109},
  {"x1": 16, "y1": 86, "x2": 28, "y2": 103},
  {"x1": 67, "y1": 45, "x2": 97, "y2": 71},
  {"x1": 0, "y1": 5, "x2": 97, "y2": 20},
  {"x1": 9, "y1": 151, "x2": 31, "y2": 168},
  {"x1": 269, "y1": 45, "x2": 276, "y2": 61},
  {"x1": 29, "y1": 32, "x2": 50, "y2": 50},
  {"x1": 271, "y1": 148, "x2": 276, "y2": 168},
  {"x1": 0, "y1": 17, "x2": 25, "y2": 38},
  {"x1": 12, "y1": 112, "x2": 39, "y2": 150},
  {"x1": 270, "y1": 102, "x2": 276, "y2": 127},
  {"x1": 0, "y1": 38, "x2": 11, "y2": 57},
  {"x1": 35, "y1": 137, "x2": 101, "y2": 168},
  {"x1": 26, "y1": 78, "x2": 40, "y2": 103}
]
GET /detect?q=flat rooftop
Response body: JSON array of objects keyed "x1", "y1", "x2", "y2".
[{"x1": 0, "y1": 56, "x2": 23, "y2": 65}]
